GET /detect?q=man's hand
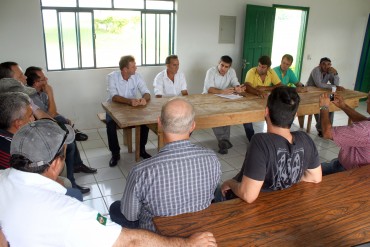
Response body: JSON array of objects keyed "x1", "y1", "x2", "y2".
[
  {"x1": 130, "y1": 99, "x2": 140, "y2": 106},
  {"x1": 186, "y1": 232, "x2": 217, "y2": 247},
  {"x1": 222, "y1": 87, "x2": 235, "y2": 95},
  {"x1": 296, "y1": 87, "x2": 307, "y2": 93},
  {"x1": 328, "y1": 67, "x2": 338, "y2": 75},
  {"x1": 319, "y1": 93, "x2": 330, "y2": 108},
  {"x1": 220, "y1": 181, "x2": 231, "y2": 197},
  {"x1": 332, "y1": 94, "x2": 346, "y2": 109},
  {"x1": 138, "y1": 98, "x2": 147, "y2": 106},
  {"x1": 336, "y1": 85, "x2": 345, "y2": 91},
  {"x1": 234, "y1": 85, "x2": 243, "y2": 93}
]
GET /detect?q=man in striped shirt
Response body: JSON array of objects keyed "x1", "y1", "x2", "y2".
[{"x1": 109, "y1": 98, "x2": 221, "y2": 231}]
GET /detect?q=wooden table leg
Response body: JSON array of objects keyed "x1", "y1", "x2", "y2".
[
  {"x1": 298, "y1": 115, "x2": 305, "y2": 129},
  {"x1": 158, "y1": 129, "x2": 164, "y2": 151},
  {"x1": 306, "y1": 115, "x2": 313, "y2": 133},
  {"x1": 135, "y1": 126, "x2": 140, "y2": 162},
  {"x1": 126, "y1": 128, "x2": 132, "y2": 153}
]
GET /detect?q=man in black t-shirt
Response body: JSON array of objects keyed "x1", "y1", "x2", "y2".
[{"x1": 220, "y1": 87, "x2": 322, "y2": 203}]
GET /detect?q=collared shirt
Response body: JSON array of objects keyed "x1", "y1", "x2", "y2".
[
  {"x1": 106, "y1": 70, "x2": 150, "y2": 102},
  {"x1": 331, "y1": 119, "x2": 370, "y2": 170},
  {"x1": 121, "y1": 140, "x2": 221, "y2": 232},
  {"x1": 203, "y1": 67, "x2": 240, "y2": 94},
  {"x1": 30, "y1": 91, "x2": 49, "y2": 112},
  {"x1": 0, "y1": 168, "x2": 122, "y2": 246},
  {"x1": 273, "y1": 66, "x2": 299, "y2": 87},
  {"x1": 306, "y1": 66, "x2": 340, "y2": 89},
  {"x1": 153, "y1": 69, "x2": 187, "y2": 97},
  {"x1": 0, "y1": 129, "x2": 13, "y2": 169},
  {"x1": 244, "y1": 67, "x2": 281, "y2": 88}
]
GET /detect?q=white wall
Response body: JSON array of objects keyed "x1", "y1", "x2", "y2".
[{"x1": 1, "y1": 0, "x2": 369, "y2": 129}]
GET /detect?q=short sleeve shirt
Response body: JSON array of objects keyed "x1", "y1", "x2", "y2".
[
  {"x1": 153, "y1": 69, "x2": 187, "y2": 97},
  {"x1": 244, "y1": 67, "x2": 281, "y2": 88},
  {"x1": 273, "y1": 66, "x2": 299, "y2": 87},
  {"x1": 233, "y1": 132, "x2": 320, "y2": 191},
  {"x1": 331, "y1": 119, "x2": 370, "y2": 170}
]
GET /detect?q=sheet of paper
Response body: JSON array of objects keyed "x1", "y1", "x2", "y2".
[{"x1": 215, "y1": 94, "x2": 243, "y2": 100}]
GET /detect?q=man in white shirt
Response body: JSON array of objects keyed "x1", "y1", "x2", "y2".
[
  {"x1": 153, "y1": 55, "x2": 188, "y2": 98},
  {"x1": 106, "y1": 55, "x2": 152, "y2": 167},
  {"x1": 203, "y1": 55, "x2": 245, "y2": 154},
  {"x1": 0, "y1": 119, "x2": 217, "y2": 247}
]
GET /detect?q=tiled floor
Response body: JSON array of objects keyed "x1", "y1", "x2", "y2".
[{"x1": 76, "y1": 101, "x2": 368, "y2": 216}]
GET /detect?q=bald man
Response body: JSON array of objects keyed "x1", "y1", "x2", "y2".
[{"x1": 109, "y1": 98, "x2": 221, "y2": 232}]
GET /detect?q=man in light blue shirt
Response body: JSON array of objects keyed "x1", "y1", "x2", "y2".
[{"x1": 273, "y1": 54, "x2": 305, "y2": 91}]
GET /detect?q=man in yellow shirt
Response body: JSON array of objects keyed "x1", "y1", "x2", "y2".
[{"x1": 243, "y1": 55, "x2": 281, "y2": 141}]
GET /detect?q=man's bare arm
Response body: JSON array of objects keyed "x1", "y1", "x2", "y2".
[
  {"x1": 208, "y1": 87, "x2": 234, "y2": 95},
  {"x1": 113, "y1": 228, "x2": 217, "y2": 247},
  {"x1": 221, "y1": 176, "x2": 264, "y2": 204},
  {"x1": 301, "y1": 166, "x2": 322, "y2": 183}
]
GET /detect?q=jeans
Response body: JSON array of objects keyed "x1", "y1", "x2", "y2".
[
  {"x1": 65, "y1": 141, "x2": 83, "y2": 186},
  {"x1": 109, "y1": 201, "x2": 139, "y2": 228},
  {"x1": 321, "y1": 158, "x2": 346, "y2": 176},
  {"x1": 65, "y1": 188, "x2": 83, "y2": 201},
  {"x1": 106, "y1": 113, "x2": 149, "y2": 156}
]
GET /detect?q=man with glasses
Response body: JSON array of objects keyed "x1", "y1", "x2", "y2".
[
  {"x1": 306, "y1": 57, "x2": 345, "y2": 137},
  {"x1": 0, "y1": 120, "x2": 217, "y2": 246},
  {"x1": 0, "y1": 78, "x2": 90, "y2": 194}
]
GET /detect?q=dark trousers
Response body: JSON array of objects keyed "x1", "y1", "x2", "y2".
[
  {"x1": 65, "y1": 141, "x2": 84, "y2": 186},
  {"x1": 65, "y1": 188, "x2": 83, "y2": 201},
  {"x1": 109, "y1": 201, "x2": 139, "y2": 228},
  {"x1": 243, "y1": 123, "x2": 255, "y2": 142},
  {"x1": 106, "y1": 113, "x2": 149, "y2": 156},
  {"x1": 315, "y1": 112, "x2": 334, "y2": 131}
]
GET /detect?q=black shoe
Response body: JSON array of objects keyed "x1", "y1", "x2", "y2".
[
  {"x1": 218, "y1": 140, "x2": 228, "y2": 154},
  {"x1": 74, "y1": 184, "x2": 90, "y2": 194},
  {"x1": 140, "y1": 150, "x2": 152, "y2": 159},
  {"x1": 75, "y1": 130, "x2": 88, "y2": 141},
  {"x1": 318, "y1": 131, "x2": 323, "y2": 137},
  {"x1": 224, "y1": 140, "x2": 233, "y2": 149},
  {"x1": 74, "y1": 163, "x2": 97, "y2": 174},
  {"x1": 109, "y1": 154, "x2": 120, "y2": 167}
]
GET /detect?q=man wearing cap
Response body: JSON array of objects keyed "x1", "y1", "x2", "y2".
[
  {"x1": 0, "y1": 120, "x2": 217, "y2": 246},
  {"x1": 307, "y1": 57, "x2": 345, "y2": 136},
  {"x1": 0, "y1": 78, "x2": 90, "y2": 194}
]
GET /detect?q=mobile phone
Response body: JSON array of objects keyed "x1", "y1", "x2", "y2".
[{"x1": 329, "y1": 93, "x2": 335, "y2": 101}]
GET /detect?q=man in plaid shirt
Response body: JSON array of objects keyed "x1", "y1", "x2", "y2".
[
  {"x1": 109, "y1": 98, "x2": 221, "y2": 231},
  {"x1": 319, "y1": 91, "x2": 370, "y2": 175}
]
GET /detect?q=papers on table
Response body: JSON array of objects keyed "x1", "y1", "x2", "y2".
[{"x1": 215, "y1": 94, "x2": 243, "y2": 100}]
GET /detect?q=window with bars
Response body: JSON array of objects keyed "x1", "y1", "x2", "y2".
[{"x1": 41, "y1": 0, "x2": 175, "y2": 70}]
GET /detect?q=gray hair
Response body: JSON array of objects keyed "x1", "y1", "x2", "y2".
[
  {"x1": 0, "y1": 92, "x2": 31, "y2": 129},
  {"x1": 160, "y1": 98, "x2": 195, "y2": 134}
]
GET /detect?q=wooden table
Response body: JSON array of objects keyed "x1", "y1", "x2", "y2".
[
  {"x1": 154, "y1": 165, "x2": 370, "y2": 246},
  {"x1": 102, "y1": 87, "x2": 367, "y2": 161}
]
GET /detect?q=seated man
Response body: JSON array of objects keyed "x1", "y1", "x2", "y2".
[
  {"x1": 244, "y1": 55, "x2": 282, "y2": 141},
  {"x1": 273, "y1": 54, "x2": 306, "y2": 92},
  {"x1": 24, "y1": 66, "x2": 88, "y2": 141},
  {"x1": 0, "y1": 119, "x2": 217, "y2": 247},
  {"x1": 107, "y1": 55, "x2": 152, "y2": 167},
  {"x1": 109, "y1": 98, "x2": 221, "y2": 231},
  {"x1": 220, "y1": 87, "x2": 322, "y2": 203},
  {"x1": 203, "y1": 55, "x2": 247, "y2": 154},
  {"x1": 306, "y1": 57, "x2": 345, "y2": 136},
  {"x1": 0, "y1": 93, "x2": 82, "y2": 200},
  {"x1": 319, "y1": 91, "x2": 370, "y2": 175},
  {"x1": 0, "y1": 78, "x2": 90, "y2": 194},
  {"x1": 153, "y1": 55, "x2": 188, "y2": 97}
]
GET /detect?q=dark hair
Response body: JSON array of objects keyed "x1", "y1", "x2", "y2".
[
  {"x1": 220, "y1": 55, "x2": 232, "y2": 65},
  {"x1": 165, "y1": 55, "x2": 178, "y2": 64},
  {"x1": 258, "y1": 56, "x2": 272, "y2": 67},
  {"x1": 267, "y1": 87, "x2": 300, "y2": 128},
  {"x1": 119, "y1": 55, "x2": 135, "y2": 70},
  {"x1": 0, "y1": 61, "x2": 18, "y2": 80},
  {"x1": 10, "y1": 148, "x2": 65, "y2": 174},
  {"x1": 25, "y1": 66, "x2": 43, "y2": 87},
  {"x1": 282, "y1": 54, "x2": 293, "y2": 63},
  {"x1": 0, "y1": 92, "x2": 31, "y2": 129},
  {"x1": 320, "y1": 57, "x2": 331, "y2": 64}
]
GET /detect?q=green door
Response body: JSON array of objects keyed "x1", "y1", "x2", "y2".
[
  {"x1": 355, "y1": 14, "x2": 370, "y2": 93},
  {"x1": 241, "y1": 5, "x2": 276, "y2": 82}
]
